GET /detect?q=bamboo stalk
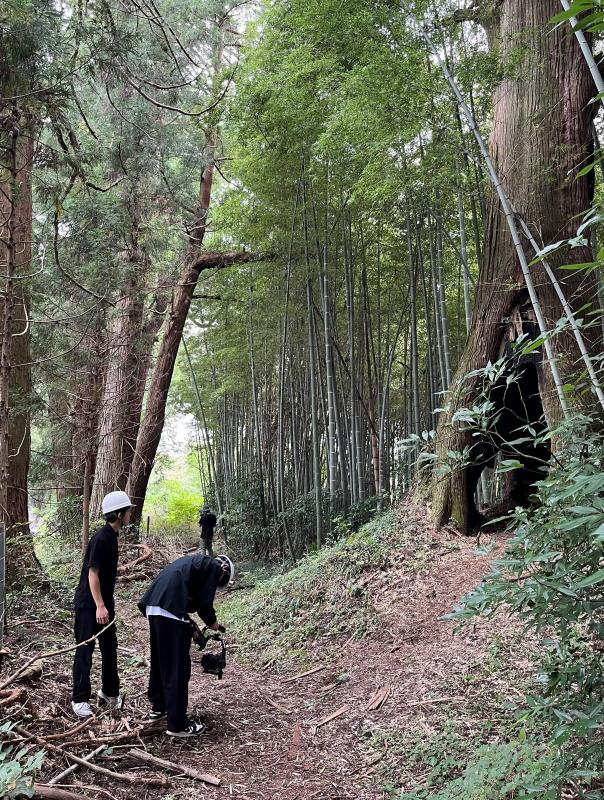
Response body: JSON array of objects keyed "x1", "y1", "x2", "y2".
[
  {"x1": 302, "y1": 170, "x2": 322, "y2": 548},
  {"x1": 559, "y1": 0, "x2": 604, "y2": 98},
  {"x1": 515, "y1": 215, "x2": 604, "y2": 412},
  {"x1": 421, "y1": 26, "x2": 570, "y2": 419}
]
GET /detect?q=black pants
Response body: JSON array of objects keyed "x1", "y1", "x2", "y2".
[
  {"x1": 72, "y1": 606, "x2": 119, "y2": 702},
  {"x1": 147, "y1": 615, "x2": 192, "y2": 732},
  {"x1": 200, "y1": 535, "x2": 214, "y2": 557}
]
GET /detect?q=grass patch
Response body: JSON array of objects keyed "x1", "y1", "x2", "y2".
[
  {"x1": 221, "y1": 510, "x2": 423, "y2": 670},
  {"x1": 371, "y1": 677, "x2": 558, "y2": 800}
]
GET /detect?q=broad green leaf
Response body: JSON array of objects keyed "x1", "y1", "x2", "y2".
[{"x1": 575, "y1": 569, "x2": 604, "y2": 590}]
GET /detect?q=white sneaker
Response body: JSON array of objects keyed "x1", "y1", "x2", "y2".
[
  {"x1": 97, "y1": 689, "x2": 123, "y2": 709},
  {"x1": 71, "y1": 701, "x2": 94, "y2": 718},
  {"x1": 166, "y1": 721, "x2": 206, "y2": 737}
]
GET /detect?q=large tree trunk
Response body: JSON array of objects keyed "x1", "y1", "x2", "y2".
[
  {"x1": 8, "y1": 277, "x2": 31, "y2": 536},
  {"x1": 0, "y1": 126, "x2": 37, "y2": 595},
  {"x1": 52, "y1": 388, "x2": 78, "y2": 501},
  {"x1": 432, "y1": 0, "x2": 601, "y2": 533},
  {"x1": 127, "y1": 249, "x2": 254, "y2": 523},
  {"x1": 91, "y1": 290, "x2": 144, "y2": 516},
  {"x1": 70, "y1": 330, "x2": 104, "y2": 496},
  {"x1": 119, "y1": 292, "x2": 169, "y2": 486}
]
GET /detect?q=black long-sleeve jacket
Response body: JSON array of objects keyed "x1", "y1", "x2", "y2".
[{"x1": 138, "y1": 554, "x2": 222, "y2": 626}]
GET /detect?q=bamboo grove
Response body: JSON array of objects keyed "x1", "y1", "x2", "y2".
[{"x1": 1, "y1": 0, "x2": 603, "y2": 581}]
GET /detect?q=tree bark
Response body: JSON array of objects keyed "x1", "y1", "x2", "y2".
[
  {"x1": 127, "y1": 250, "x2": 257, "y2": 522},
  {"x1": 91, "y1": 279, "x2": 145, "y2": 516},
  {"x1": 0, "y1": 128, "x2": 36, "y2": 592},
  {"x1": 432, "y1": 0, "x2": 601, "y2": 532}
]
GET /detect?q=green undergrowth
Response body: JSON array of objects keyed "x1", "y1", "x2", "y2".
[
  {"x1": 33, "y1": 529, "x2": 80, "y2": 584},
  {"x1": 385, "y1": 728, "x2": 559, "y2": 800},
  {"x1": 221, "y1": 510, "x2": 423, "y2": 670},
  {"x1": 370, "y1": 630, "x2": 559, "y2": 800}
]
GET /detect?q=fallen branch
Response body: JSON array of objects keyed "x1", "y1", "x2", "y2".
[
  {"x1": 34, "y1": 786, "x2": 90, "y2": 800},
  {"x1": 59, "y1": 719, "x2": 164, "y2": 749},
  {"x1": 128, "y1": 748, "x2": 221, "y2": 786},
  {"x1": 12, "y1": 726, "x2": 169, "y2": 787},
  {"x1": 0, "y1": 621, "x2": 116, "y2": 692},
  {"x1": 44, "y1": 717, "x2": 94, "y2": 742},
  {"x1": 282, "y1": 665, "x2": 324, "y2": 684},
  {"x1": 310, "y1": 703, "x2": 351, "y2": 734},
  {"x1": 118, "y1": 544, "x2": 153, "y2": 574},
  {"x1": 47, "y1": 745, "x2": 106, "y2": 785},
  {"x1": 0, "y1": 686, "x2": 26, "y2": 707}
]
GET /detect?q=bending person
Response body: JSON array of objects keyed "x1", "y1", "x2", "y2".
[{"x1": 138, "y1": 553, "x2": 234, "y2": 737}]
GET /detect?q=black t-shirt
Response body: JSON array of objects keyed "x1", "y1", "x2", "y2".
[
  {"x1": 74, "y1": 524, "x2": 119, "y2": 610},
  {"x1": 199, "y1": 512, "x2": 217, "y2": 538},
  {"x1": 138, "y1": 554, "x2": 222, "y2": 626}
]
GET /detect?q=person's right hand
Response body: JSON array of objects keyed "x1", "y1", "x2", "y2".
[{"x1": 96, "y1": 604, "x2": 110, "y2": 625}]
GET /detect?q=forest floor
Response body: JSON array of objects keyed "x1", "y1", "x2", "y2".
[{"x1": 2, "y1": 505, "x2": 539, "y2": 800}]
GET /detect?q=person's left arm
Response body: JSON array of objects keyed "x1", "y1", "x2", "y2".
[
  {"x1": 198, "y1": 601, "x2": 219, "y2": 629},
  {"x1": 195, "y1": 572, "x2": 219, "y2": 629}
]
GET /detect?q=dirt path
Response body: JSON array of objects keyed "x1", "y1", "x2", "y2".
[
  {"x1": 4, "y1": 513, "x2": 522, "y2": 800},
  {"x1": 111, "y1": 519, "x2": 513, "y2": 800}
]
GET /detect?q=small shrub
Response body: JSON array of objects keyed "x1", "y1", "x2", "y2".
[
  {"x1": 450, "y1": 413, "x2": 604, "y2": 795},
  {"x1": 401, "y1": 740, "x2": 560, "y2": 800},
  {"x1": 0, "y1": 725, "x2": 44, "y2": 799}
]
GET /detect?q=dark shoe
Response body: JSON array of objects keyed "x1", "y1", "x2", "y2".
[
  {"x1": 148, "y1": 709, "x2": 165, "y2": 720},
  {"x1": 166, "y1": 721, "x2": 206, "y2": 737}
]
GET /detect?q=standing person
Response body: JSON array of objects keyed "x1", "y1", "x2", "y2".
[
  {"x1": 198, "y1": 504, "x2": 217, "y2": 556},
  {"x1": 71, "y1": 491, "x2": 134, "y2": 717},
  {"x1": 137, "y1": 553, "x2": 234, "y2": 737}
]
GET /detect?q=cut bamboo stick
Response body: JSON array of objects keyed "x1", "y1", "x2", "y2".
[
  {"x1": 128, "y1": 748, "x2": 221, "y2": 786},
  {"x1": 282, "y1": 665, "x2": 324, "y2": 683}
]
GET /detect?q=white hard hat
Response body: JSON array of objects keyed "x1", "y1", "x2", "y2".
[
  {"x1": 102, "y1": 490, "x2": 134, "y2": 515},
  {"x1": 215, "y1": 554, "x2": 235, "y2": 589}
]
